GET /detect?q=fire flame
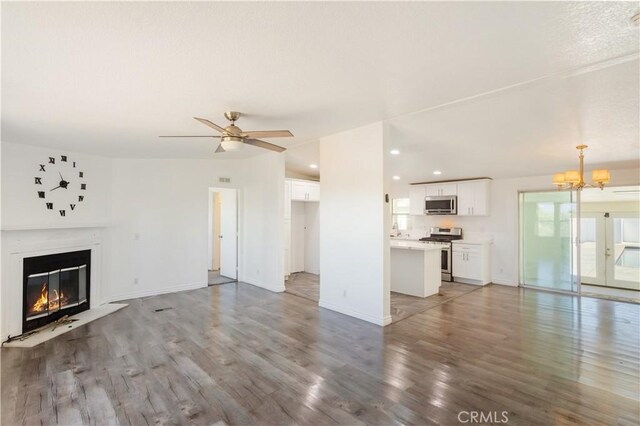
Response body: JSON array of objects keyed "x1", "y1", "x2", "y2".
[{"x1": 31, "y1": 283, "x2": 66, "y2": 314}]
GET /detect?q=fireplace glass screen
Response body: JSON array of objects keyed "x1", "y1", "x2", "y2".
[
  {"x1": 25, "y1": 266, "x2": 87, "y2": 322},
  {"x1": 23, "y1": 250, "x2": 90, "y2": 332}
]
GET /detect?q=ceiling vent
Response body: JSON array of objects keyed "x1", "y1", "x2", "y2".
[{"x1": 219, "y1": 177, "x2": 231, "y2": 183}]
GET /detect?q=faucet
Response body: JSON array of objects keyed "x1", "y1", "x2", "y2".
[{"x1": 391, "y1": 222, "x2": 401, "y2": 237}]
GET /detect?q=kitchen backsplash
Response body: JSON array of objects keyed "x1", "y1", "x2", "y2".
[{"x1": 394, "y1": 214, "x2": 493, "y2": 242}]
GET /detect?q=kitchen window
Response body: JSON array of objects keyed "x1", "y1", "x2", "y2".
[{"x1": 392, "y1": 198, "x2": 411, "y2": 231}]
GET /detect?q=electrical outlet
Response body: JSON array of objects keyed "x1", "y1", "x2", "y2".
[
  {"x1": 134, "y1": 233, "x2": 140, "y2": 240},
  {"x1": 343, "y1": 289, "x2": 347, "y2": 297},
  {"x1": 134, "y1": 278, "x2": 139, "y2": 285}
]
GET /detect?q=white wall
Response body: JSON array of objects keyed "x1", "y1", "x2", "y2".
[
  {"x1": 108, "y1": 155, "x2": 284, "y2": 300},
  {"x1": 389, "y1": 167, "x2": 640, "y2": 286},
  {"x1": 1, "y1": 142, "x2": 112, "y2": 229},
  {"x1": 240, "y1": 152, "x2": 285, "y2": 292},
  {"x1": 319, "y1": 122, "x2": 390, "y2": 326},
  {"x1": 108, "y1": 158, "x2": 245, "y2": 300},
  {"x1": 304, "y1": 202, "x2": 320, "y2": 274}
]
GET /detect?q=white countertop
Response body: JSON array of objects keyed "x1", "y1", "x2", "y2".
[{"x1": 390, "y1": 240, "x2": 443, "y2": 251}]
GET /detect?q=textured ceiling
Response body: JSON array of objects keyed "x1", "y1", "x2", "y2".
[{"x1": 2, "y1": 2, "x2": 639, "y2": 178}]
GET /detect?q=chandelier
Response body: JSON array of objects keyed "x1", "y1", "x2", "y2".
[{"x1": 552, "y1": 145, "x2": 610, "y2": 191}]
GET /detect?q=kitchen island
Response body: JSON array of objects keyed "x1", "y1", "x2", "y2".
[{"x1": 390, "y1": 240, "x2": 442, "y2": 298}]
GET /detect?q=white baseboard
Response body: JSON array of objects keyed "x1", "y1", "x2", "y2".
[
  {"x1": 108, "y1": 282, "x2": 206, "y2": 302},
  {"x1": 242, "y1": 278, "x2": 285, "y2": 293},
  {"x1": 319, "y1": 299, "x2": 391, "y2": 326},
  {"x1": 454, "y1": 277, "x2": 489, "y2": 286},
  {"x1": 490, "y1": 279, "x2": 517, "y2": 286}
]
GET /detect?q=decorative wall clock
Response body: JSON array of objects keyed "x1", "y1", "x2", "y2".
[{"x1": 34, "y1": 155, "x2": 86, "y2": 216}]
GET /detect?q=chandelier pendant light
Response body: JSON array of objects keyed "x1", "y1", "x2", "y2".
[{"x1": 552, "y1": 145, "x2": 610, "y2": 191}]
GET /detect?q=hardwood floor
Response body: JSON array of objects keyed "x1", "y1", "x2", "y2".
[
  {"x1": 286, "y1": 272, "x2": 480, "y2": 323},
  {"x1": 285, "y1": 272, "x2": 320, "y2": 302},
  {"x1": 2, "y1": 283, "x2": 639, "y2": 425},
  {"x1": 390, "y1": 282, "x2": 479, "y2": 322},
  {"x1": 208, "y1": 270, "x2": 236, "y2": 286}
]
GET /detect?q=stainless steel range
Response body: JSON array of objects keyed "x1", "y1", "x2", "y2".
[{"x1": 419, "y1": 227, "x2": 462, "y2": 281}]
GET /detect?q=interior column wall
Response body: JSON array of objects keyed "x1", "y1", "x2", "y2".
[{"x1": 319, "y1": 122, "x2": 390, "y2": 326}]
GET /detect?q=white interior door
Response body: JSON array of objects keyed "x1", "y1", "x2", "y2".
[
  {"x1": 291, "y1": 201, "x2": 305, "y2": 273},
  {"x1": 219, "y1": 189, "x2": 237, "y2": 279},
  {"x1": 212, "y1": 193, "x2": 222, "y2": 270}
]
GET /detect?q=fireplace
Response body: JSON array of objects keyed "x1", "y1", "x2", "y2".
[{"x1": 23, "y1": 250, "x2": 91, "y2": 333}]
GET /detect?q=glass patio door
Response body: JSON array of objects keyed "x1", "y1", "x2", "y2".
[
  {"x1": 520, "y1": 190, "x2": 579, "y2": 293},
  {"x1": 580, "y1": 213, "x2": 606, "y2": 286},
  {"x1": 579, "y1": 212, "x2": 640, "y2": 290},
  {"x1": 607, "y1": 213, "x2": 640, "y2": 290}
]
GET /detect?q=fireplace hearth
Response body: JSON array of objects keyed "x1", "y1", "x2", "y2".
[{"x1": 23, "y1": 250, "x2": 91, "y2": 333}]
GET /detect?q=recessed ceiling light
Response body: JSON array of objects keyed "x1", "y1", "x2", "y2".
[
  {"x1": 390, "y1": 149, "x2": 400, "y2": 155},
  {"x1": 433, "y1": 171, "x2": 442, "y2": 175},
  {"x1": 392, "y1": 176, "x2": 400, "y2": 180},
  {"x1": 309, "y1": 164, "x2": 318, "y2": 169}
]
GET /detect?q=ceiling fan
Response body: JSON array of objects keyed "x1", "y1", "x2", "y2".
[{"x1": 160, "y1": 111, "x2": 293, "y2": 153}]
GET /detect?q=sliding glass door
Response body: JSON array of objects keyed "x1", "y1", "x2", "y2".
[{"x1": 520, "y1": 190, "x2": 579, "y2": 293}]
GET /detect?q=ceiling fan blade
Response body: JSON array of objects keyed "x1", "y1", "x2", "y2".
[
  {"x1": 159, "y1": 135, "x2": 221, "y2": 138},
  {"x1": 241, "y1": 130, "x2": 293, "y2": 139},
  {"x1": 245, "y1": 138, "x2": 286, "y2": 152},
  {"x1": 194, "y1": 117, "x2": 225, "y2": 133},
  {"x1": 215, "y1": 144, "x2": 225, "y2": 153}
]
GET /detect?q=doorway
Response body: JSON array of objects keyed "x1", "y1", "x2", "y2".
[
  {"x1": 208, "y1": 187, "x2": 238, "y2": 285},
  {"x1": 579, "y1": 186, "x2": 640, "y2": 299}
]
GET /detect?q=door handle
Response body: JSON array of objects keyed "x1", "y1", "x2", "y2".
[{"x1": 219, "y1": 235, "x2": 223, "y2": 239}]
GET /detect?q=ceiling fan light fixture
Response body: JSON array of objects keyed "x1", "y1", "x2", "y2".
[{"x1": 221, "y1": 138, "x2": 244, "y2": 152}]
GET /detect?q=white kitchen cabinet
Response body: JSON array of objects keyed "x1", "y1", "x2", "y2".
[
  {"x1": 452, "y1": 241, "x2": 491, "y2": 285},
  {"x1": 290, "y1": 179, "x2": 320, "y2": 202},
  {"x1": 409, "y1": 185, "x2": 426, "y2": 215},
  {"x1": 425, "y1": 183, "x2": 457, "y2": 197},
  {"x1": 306, "y1": 182, "x2": 320, "y2": 202},
  {"x1": 291, "y1": 181, "x2": 307, "y2": 201},
  {"x1": 456, "y1": 179, "x2": 491, "y2": 216},
  {"x1": 284, "y1": 180, "x2": 292, "y2": 220}
]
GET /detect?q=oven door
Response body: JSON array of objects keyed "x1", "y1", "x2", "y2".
[{"x1": 441, "y1": 246, "x2": 451, "y2": 274}]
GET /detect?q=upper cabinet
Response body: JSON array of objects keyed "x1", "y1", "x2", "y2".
[
  {"x1": 409, "y1": 185, "x2": 426, "y2": 215},
  {"x1": 425, "y1": 183, "x2": 457, "y2": 197},
  {"x1": 290, "y1": 179, "x2": 320, "y2": 202},
  {"x1": 409, "y1": 179, "x2": 491, "y2": 216},
  {"x1": 457, "y1": 179, "x2": 490, "y2": 216}
]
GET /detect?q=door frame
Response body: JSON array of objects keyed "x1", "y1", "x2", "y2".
[
  {"x1": 518, "y1": 188, "x2": 582, "y2": 295},
  {"x1": 579, "y1": 212, "x2": 607, "y2": 286},
  {"x1": 208, "y1": 187, "x2": 239, "y2": 281},
  {"x1": 606, "y1": 211, "x2": 640, "y2": 290}
]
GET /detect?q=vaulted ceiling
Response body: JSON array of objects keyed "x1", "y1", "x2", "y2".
[{"x1": 3, "y1": 2, "x2": 639, "y2": 179}]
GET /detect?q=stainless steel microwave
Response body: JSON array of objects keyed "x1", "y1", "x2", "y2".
[{"x1": 424, "y1": 196, "x2": 457, "y2": 215}]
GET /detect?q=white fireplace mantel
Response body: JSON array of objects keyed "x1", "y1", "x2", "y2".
[{"x1": 1, "y1": 227, "x2": 107, "y2": 339}]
